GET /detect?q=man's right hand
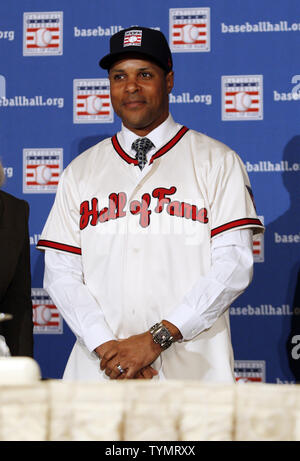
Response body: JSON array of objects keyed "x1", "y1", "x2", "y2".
[{"x1": 94, "y1": 339, "x2": 116, "y2": 360}]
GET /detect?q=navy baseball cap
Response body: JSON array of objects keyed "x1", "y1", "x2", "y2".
[{"x1": 99, "y1": 26, "x2": 173, "y2": 73}]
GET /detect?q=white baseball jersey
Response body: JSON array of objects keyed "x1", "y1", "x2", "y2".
[{"x1": 38, "y1": 124, "x2": 263, "y2": 382}]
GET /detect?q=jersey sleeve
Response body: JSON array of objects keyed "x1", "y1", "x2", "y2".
[
  {"x1": 208, "y1": 150, "x2": 264, "y2": 238},
  {"x1": 37, "y1": 167, "x2": 82, "y2": 255}
]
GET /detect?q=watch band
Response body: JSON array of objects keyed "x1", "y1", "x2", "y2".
[{"x1": 149, "y1": 322, "x2": 174, "y2": 350}]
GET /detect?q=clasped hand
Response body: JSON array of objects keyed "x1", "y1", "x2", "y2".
[{"x1": 95, "y1": 331, "x2": 162, "y2": 380}]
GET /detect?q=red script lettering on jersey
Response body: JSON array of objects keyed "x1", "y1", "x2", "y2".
[{"x1": 79, "y1": 187, "x2": 208, "y2": 230}]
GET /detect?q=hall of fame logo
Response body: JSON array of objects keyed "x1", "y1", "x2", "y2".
[
  {"x1": 253, "y1": 216, "x2": 264, "y2": 263},
  {"x1": 73, "y1": 79, "x2": 113, "y2": 124},
  {"x1": 222, "y1": 75, "x2": 263, "y2": 121},
  {"x1": 169, "y1": 7, "x2": 210, "y2": 52},
  {"x1": 23, "y1": 11, "x2": 63, "y2": 56},
  {"x1": 123, "y1": 29, "x2": 142, "y2": 47},
  {"x1": 234, "y1": 360, "x2": 266, "y2": 383},
  {"x1": 23, "y1": 148, "x2": 63, "y2": 194},
  {"x1": 32, "y1": 288, "x2": 63, "y2": 334},
  {"x1": 0, "y1": 75, "x2": 5, "y2": 99}
]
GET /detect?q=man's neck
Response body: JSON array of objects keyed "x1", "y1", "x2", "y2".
[{"x1": 122, "y1": 113, "x2": 169, "y2": 137}]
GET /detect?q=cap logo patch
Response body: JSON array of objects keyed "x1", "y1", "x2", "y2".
[{"x1": 123, "y1": 30, "x2": 142, "y2": 47}]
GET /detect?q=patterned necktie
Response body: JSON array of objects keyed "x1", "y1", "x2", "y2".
[{"x1": 131, "y1": 137, "x2": 154, "y2": 170}]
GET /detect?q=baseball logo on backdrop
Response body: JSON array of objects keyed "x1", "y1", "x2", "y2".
[
  {"x1": 234, "y1": 360, "x2": 266, "y2": 382},
  {"x1": 169, "y1": 7, "x2": 210, "y2": 52},
  {"x1": 0, "y1": 75, "x2": 6, "y2": 99},
  {"x1": 253, "y1": 216, "x2": 264, "y2": 263},
  {"x1": 23, "y1": 11, "x2": 63, "y2": 56},
  {"x1": 23, "y1": 148, "x2": 63, "y2": 194},
  {"x1": 73, "y1": 79, "x2": 113, "y2": 124},
  {"x1": 32, "y1": 288, "x2": 63, "y2": 334},
  {"x1": 222, "y1": 75, "x2": 263, "y2": 121}
]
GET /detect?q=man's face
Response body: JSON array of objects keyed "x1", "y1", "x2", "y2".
[{"x1": 109, "y1": 57, "x2": 174, "y2": 136}]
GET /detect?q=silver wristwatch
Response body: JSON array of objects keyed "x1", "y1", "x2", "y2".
[{"x1": 149, "y1": 322, "x2": 174, "y2": 350}]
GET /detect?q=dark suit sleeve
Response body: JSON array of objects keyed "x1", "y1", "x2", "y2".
[{"x1": 0, "y1": 200, "x2": 34, "y2": 357}]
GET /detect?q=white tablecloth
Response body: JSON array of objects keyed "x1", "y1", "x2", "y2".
[{"x1": 0, "y1": 380, "x2": 300, "y2": 441}]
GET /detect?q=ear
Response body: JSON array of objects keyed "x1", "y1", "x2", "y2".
[{"x1": 165, "y1": 71, "x2": 174, "y2": 94}]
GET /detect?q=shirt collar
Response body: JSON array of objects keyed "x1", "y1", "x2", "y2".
[{"x1": 118, "y1": 113, "x2": 181, "y2": 154}]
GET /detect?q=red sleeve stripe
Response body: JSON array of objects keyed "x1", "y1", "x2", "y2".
[
  {"x1": 37, "y1": 239, "x2": 82, "y2": 255},
  {"x1": 211, "y1": 218, "x2": 264, "y2": 238}
]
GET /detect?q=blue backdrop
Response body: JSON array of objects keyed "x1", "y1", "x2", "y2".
[{"x1": 0, "y1": 0, "x2": 299, "y2": 383}]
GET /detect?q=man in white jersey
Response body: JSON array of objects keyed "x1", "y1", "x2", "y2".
[{"x1": 37, "y1": 26, "x2": 264, "y2": 382}]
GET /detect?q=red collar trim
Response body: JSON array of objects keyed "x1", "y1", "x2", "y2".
[
  {"x1": 111, "y1": 126, "x2": 189, "y2": 166},
  {"x1": 111, "y1": 134, "x2": 139, "y2": 165},
  {"x1": 149, "y1": 126, "x2": 189, "y2": 164}
]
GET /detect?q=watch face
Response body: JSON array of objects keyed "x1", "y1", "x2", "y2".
[{"x1": 155, "y1": 327, "x2": 170, "y2": 342}]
